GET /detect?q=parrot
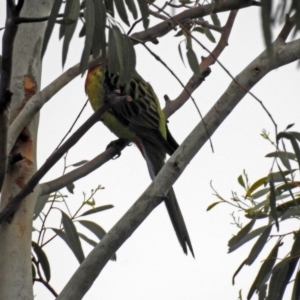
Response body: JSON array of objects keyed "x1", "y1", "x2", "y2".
[{"x1": 85, "y1": 65, "x2": 193, "y2": 256}]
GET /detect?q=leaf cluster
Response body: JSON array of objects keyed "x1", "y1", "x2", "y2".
[
  {"x1": 208, "y1": 129, "x2": 300, "y2": 300},
  {"x1": 41, "y1": 0, "x2": 147, "y2": 79},
  {"x1": 31, "y1": 183, "x2": 114, "y2": 295}
]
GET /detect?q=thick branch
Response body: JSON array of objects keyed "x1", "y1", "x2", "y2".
[
  {"x1": 130, "y1": 0, "x2": 253, "y2": 44},
  {"x1": 276, "y1": 14, "x2": 296, "y2": 42},
  {"x1": 7, "y1": 57, "x2": 101, "y2": 155},
  {"x1": 163, "y1": 10, "x2": 238, "y2": 118},
  {"x1": 56, "y1": 37, "x2": 300, "y2": 300}
]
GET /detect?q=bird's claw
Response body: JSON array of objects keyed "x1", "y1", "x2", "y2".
[{"x1": 106, "y1": 138, "x2": 129, "y2": 159}]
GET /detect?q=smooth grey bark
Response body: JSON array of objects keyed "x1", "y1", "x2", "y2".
[{"x1": 0, "y1": 1, "x2": 53, "y2": 299}]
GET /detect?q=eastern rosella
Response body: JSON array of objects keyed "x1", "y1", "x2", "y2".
[{"x1": 85, "y1": 65, "x2": 193, "y2": 255}]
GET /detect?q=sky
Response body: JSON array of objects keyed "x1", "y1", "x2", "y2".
[{"x1": 1, "y1": 1, "x2": 300, "y2": 299}]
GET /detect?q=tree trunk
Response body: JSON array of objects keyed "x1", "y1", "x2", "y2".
[{"x1": 0, "y1": 1, "x2": 52, "y2": 299}]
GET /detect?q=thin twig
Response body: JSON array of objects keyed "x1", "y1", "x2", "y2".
[{"x1": 35, "y1": 279, "x2": 58, "y2": 297}]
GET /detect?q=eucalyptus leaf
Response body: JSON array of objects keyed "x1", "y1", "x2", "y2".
[
  {"x1": 79, "y1": 205, "x2": 114, "y2": 217},
  {"x1": 32, "y1": 242, "x2": 51, "y2": 282},
  {"x1": 33, "y1": 194, "x2": 49, "y2": 220},
  {"x1": 61, "y1": 212, "x2": 85, "y2": 263}
]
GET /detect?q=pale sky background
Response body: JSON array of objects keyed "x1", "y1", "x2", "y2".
[{"x1": 1, "y1": 1, "x2": 300, "y2": 299}]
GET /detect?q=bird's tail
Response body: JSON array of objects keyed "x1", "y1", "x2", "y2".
[
  {"x1": 141, "y1": 140, "x2": 194, "y2": 256},
  {"x1": 165, "y1": 188, "x2": 194, "y2": 256}
]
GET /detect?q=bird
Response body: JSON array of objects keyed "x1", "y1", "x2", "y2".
[{"x1": 85, "y1": 64, "x2": 193, "y2": 256}]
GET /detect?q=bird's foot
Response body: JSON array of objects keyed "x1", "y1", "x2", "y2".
[{"x1": 106, "y1": 138, "x2": 129, "y2": 159}]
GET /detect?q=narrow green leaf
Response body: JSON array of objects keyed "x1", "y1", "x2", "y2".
[
  {"x1": 66, "y1": 182, "x2": 75, "y2": 194},
  {"x1": 247, "y1": 241, "x2": 281, "y2": 300},
  {"x1": 261, "y1": 0, "x2": 272, "y2": 49},
  {"x1": 125, "y1": 0, "x2": 138, "y2": 19},
  {"x1": 268, "y1": 169, "x2": 296, "y2": 182},
  {"x1": 78, "y1": 220, "x2": 107, "y2": 239},
  {"x1": 80, "y1": 0, "x2": 86, "y2": 9},
  {"x1": 192, "y1": 26, "x2": 205, "y2": 34},
  {"x1": 95, "y1": 0, "x2": 107, "y2": 67},
  {"x1": 290, "y1": 131, "x2": 300, "y2": 143},
  {"x1": 290, "y1": 136, "x2": 300, "y2": 171},
  {"x1": 206, "y1": 201, "x2": 221, "y2": 211},
  {"x1": 286, "y1": 123, "x2": 295, "y2": 130},
  {"x1": 186, "y1": 46, "x2": 201, "y2": 76},
  {"x1": 78, "y1": 232, "x2": 116, "y2": 261},
  {"x1": 114, "y1": 0, "x2": 130, "y2": 26},
  {"x1": 210, "y1": 13, "x2": 221, "y2": 27},
  {"x1": 276, "y1": 197, "x2": 300, "y2": 213},
  {"x1": 238, "y1": 174, "x2": 245, "y2": 188},
  {"x1": 70, "y1": 160, "x2": 89, "y2": 167},
  {"x1": 265, "y1": 151, "x2": 296, "y2": 160},
  {"x1": 174, "y1": 29, "x2": 184, "y2": 37},
  {"x1": 245, "y1": 211, "x2": 268, "y2": 219},
  {"x1": 108, "y1": 27, "x2": 119, "y2": 74},
  {"x1": 33, "y1": 194, "x2": 49, "y2": 220},
  {"x1": 246, "y1": 225, "x2": 272, "y2": 265},
  {"x1": 91, "y1": 0, "x2": 106, "y2": 58},
  {"x1": 61, "y1": 0, "x2": 80, "y2": 66},
  {"x1": 228, "y1": 225, "x2": 269, "y2": 253},
  {"x1": 204, "y1": 27, "x2": 216, "y2": 43},
  {"x1": 78, "y1": 232, "x2": 97, "y2": 247},
  {"x1": 64, "y1": 0, "x2": 80, "y2": 21},
  {"x1": 59, "y1": 23, "x2": 66, "y2": 40},
  {"x1": 105, "y1": 0, "x2": 114, "y2": 16},
  {"x1": 251, "y1": 187, "x2": 270, "y2": 199},
  {"x1": 120, "y1": 35, "x2": 136, "y2": 84},
  {"x1": 79, "y1": 23, "x2": 86, "y2": 37},
  {"x1": 41, "y1": 0, "x2": 63, "y2": 58},
  {"x1": 112, "y1": 26, "x2": 135, "y2": 84},
  {"x1": 137, "y1": 0, "x2": 149, "y2": 29},
  {"x1": 258, "y1": 284, "x2": 267, "y2": 300},
  {"x1": 269, "y1": 175, "x2": 279, "y2": 231},
  {"x1": 62, "y1": 21, "x2": 78, "y2": 67},
  {"x1": 178, "y1": 41, "x2": 185, "y2": 66},
  {"x1": 80, "y1": 0, "x2": 95, "y2": 74},
  {"x1": 228, "y1": 219, "x2": 256, "y2": 249},
  {"x1": 32, "y1": 242, "x2": 51, "y2": 282},
  {"x1": 246, "y1": 177, "x2": 268, "y2": 198},
  {"x1": 277, "y1": 132, "x2": 300, "y2": 171},
  {"x1": 32, "y1": 263, "x2": 36, "y2": 280},
  {"x1": 268, "y1": 259, "x2": 290, "y2": 300},
  {"x1": 79, "y1": 205, "x2": 114, "y2": 217},
  {"x1": 78, "y1": 221, "x2": 117, "y2": 260},
  {"x1": 52, "y1": 228, "x2": 70, "y2": 246},
  {"x1": 61, "y1": 212, "x2": 85, "y2": 263},
  {"x1": 281, "y1": 207, "x2": 300, "y2": 220},
  {"x1": 275, "y1": 181, "x2": 300, "y2": 195},
  {"x1": 232, "y1": 260, "x2": 247, "y2": 285}
]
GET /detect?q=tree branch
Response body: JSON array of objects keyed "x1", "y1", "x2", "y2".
[
  {"x1": 39, "y1": 140, "x2": 127, "y2": 196},
  {"x1": 0, "y1": 93, "x2": 129, "y2": 223},
  {"x1": 56, "y1": 37, "x2": 300, "y2": 300},
  {"x1": 276, "y1": 14, "x2": 296, "y2": 42},
  {"x1": 0, "y1": 1, "x2": 23, "y2": 191},
  {"x1": 7, "y1": 56, "x2": 101, "y2": 156},
  {"x1": 163, "y1": 10, "x2": 238, "y2": 118},
  {"x1": 130, "y1": 0, "x2": 253, "y2": 44}
]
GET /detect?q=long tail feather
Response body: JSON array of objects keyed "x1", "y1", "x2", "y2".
[
  {"x1": 165, "y1": 188, "x2": 194, "y2": 256},
  {"x1": 141, "y1": 139, "x2": 194, "y2": 256}
]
